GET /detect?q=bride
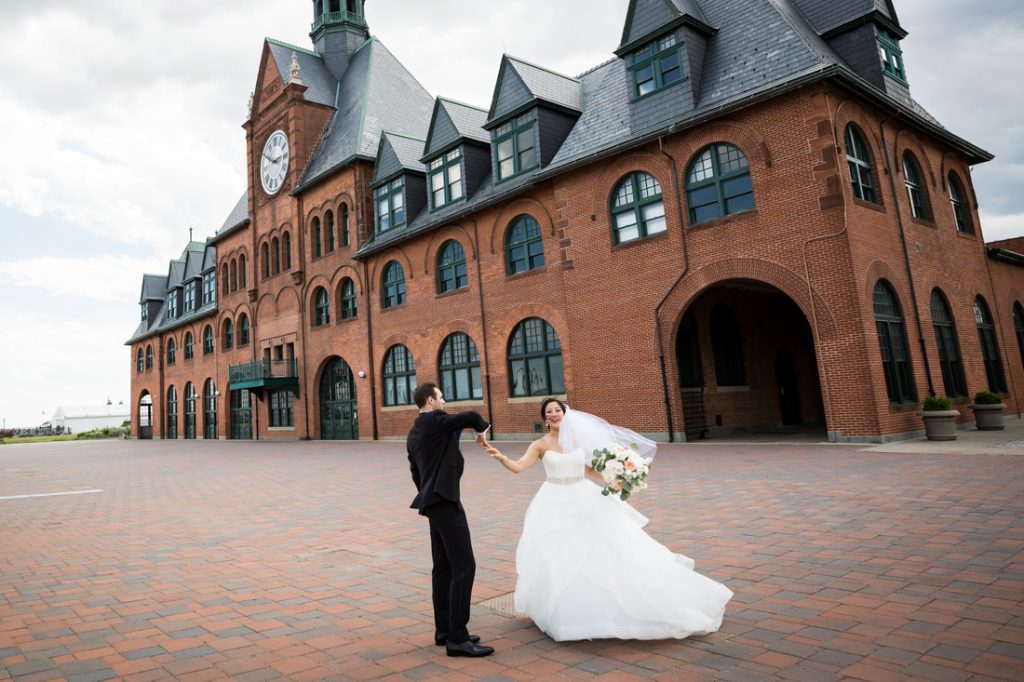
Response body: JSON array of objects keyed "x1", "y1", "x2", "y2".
[{"x1": 481, "y1": 398, "x2": 733, "y2": 642}]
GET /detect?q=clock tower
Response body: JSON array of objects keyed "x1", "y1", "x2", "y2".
[{"x1": 310, "y1": 0, "x2": 369, "y2": 81}]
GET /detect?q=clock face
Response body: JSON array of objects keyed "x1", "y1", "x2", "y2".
[{"x1": 260, "y1": 130, "x2": 289, "y2": 195}]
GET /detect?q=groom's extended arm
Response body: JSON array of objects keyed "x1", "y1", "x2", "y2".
[
  {"x1": 437, "y1": 411, "x2": 489, "y2": 435},
  {"x1": 408, "y1": 448, "x2": 422, "y2": 490}
]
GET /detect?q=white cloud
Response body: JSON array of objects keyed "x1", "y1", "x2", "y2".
[
  {"x1": 0, "y1": 255, "x2": 164, "y2": 302},
  {"x1": 980, "y1": 211, "x2": 1024, "y2": 242}
]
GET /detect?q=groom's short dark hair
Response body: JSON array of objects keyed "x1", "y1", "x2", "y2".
[{"x1": 414, "y1": 383, "x2": 438, "y2": 408}]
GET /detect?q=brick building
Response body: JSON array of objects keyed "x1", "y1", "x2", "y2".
[{"x1": 127, "y1": 0, "x2": 1024, "y2": 443}]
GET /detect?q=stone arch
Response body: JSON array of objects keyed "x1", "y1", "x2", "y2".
[
  {"x1": 678, "y1": 118, "x2": 774, "y2": 172},
  {"x1": 893, "y1": 129, "x2": 937, "y2": 188},
  {"x1": 423, "y1": 224, "x2": 477, "y2": 275},
  {"x1": 590, "y1": 152, "x2": 674, "y2": 217},
  {"x1": 487, "y1": 198, "x2": 558, "y2": 254},
  {"x1": 368, "y1": 248, "x2": 415, "y2": 293},
  {"x1": 833, "y1": 99, "x2": 887, "y2": 206}
]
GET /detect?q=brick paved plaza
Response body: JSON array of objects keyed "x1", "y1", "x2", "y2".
[{"x1": 1, "y1": 436, "x2": 1022, "y2": 681}]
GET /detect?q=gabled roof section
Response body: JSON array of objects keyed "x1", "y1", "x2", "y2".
[
  {"x1": 298, "y1": 38, "x2": 434, "y2": 190},
  {"x1": 211, "y1": 191, "x2": 250, "y2": 244},
  {"x1": 201, "y1": 245, "x2": 217, "y2": 272},
  {"x1": 485, "y1": 56, "x2": 581, "y2": 128},
  {"x1": 423, "y1": 98, "x2": 489, "y2": 159},
  {"x1": 166, "y1": 261, "x2": 185, "y2": 290},
  {"x1": 373, "y1": 132, "x2": 426, "y2": 185},
  {"x1": 618, "y1": 0, "x2": 715, "y2": 54},
  {"x1": 266, "y1": 38, "x2": 338, "y2": 107},
  {"x1": 140, "y1": 274, "x2": 167, "y2": 303},
  {"x1": 790, "y1": 0, "x2": 904, "y2": 38}
]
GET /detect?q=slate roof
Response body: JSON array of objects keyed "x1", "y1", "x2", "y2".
[
  {"x1": 486, "y1": 56, "x2": 581, "y2": 127},
  {"x1": 297, "y1": 38, "x2": 434, "y2": 190},
  {"x1": 140, "y1": 274, "x2": 166, "y2": 303},
  {"x1": 620, "y1": 0, "x2": 715, "y2": 50},
  {"x1": 791, "y1": 0, "x2": 900, "y2": 36},
  {"x1": 423, "y1": 98, "x2": 490, "y2": 159},
  {"x1": 128, "y1": 240, "x2": 218, "y2": 344},
  {"x1": 266, "y1": 39, "x2": 338, "y2": 107},
  {"x1": 372, "y1": 133, "x2": 426, "y2": 185}
]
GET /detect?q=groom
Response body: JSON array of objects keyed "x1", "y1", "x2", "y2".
[{"x1": 407, "y1": 383, "x2": 495, "y2": 657}]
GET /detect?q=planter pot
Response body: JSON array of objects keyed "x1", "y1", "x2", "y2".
[
  {"x1": 921, "y1": 409, "x2": 960, "y2": 441},
  {"x1": 970, "y1": 403, "x2": 1006, "y2": 430}
]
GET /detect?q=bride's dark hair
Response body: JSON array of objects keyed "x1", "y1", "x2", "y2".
[{"x1": 540, "y1": 398, "x2": 566, "y2": 421}]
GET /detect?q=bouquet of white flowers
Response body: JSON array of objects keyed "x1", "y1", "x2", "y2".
[{"x1": 590, "y1": 443, "x2": 652, "y2": 501}]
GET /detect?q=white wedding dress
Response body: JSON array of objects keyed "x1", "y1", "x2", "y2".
[{"x1": 513, "y1": 448, "x2": 733, "y2": 641}]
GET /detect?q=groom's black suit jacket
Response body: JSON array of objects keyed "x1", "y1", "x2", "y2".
[{"x1": 408, "y1": 409, "x2": 489, "y2": 515}]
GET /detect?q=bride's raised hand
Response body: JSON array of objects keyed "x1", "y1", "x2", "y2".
[{"x1": 485, "y1": 445, "x2": 504, "y2": 460}]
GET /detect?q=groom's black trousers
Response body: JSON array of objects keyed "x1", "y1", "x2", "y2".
[{"x1": 423, "y1": 500, "x2": 475, "y2": 644}]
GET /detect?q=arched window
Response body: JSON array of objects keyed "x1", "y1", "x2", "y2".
[
  {"x1": 283, "y1": 232, "x2": 292, "y2": 269},
  {"x1": 341, "y1": 204, "x2": 350, "y2": 246},
  {"x1": 229, "y1": 260, "x2": 237, "y2": 292},
  {"x1": 312, "y1": 217, "x2": 322, "y2": 258},
  {"x1": 271, "y1": 237, "x2": 280, "y2": 274},
  {"x1": 949, "y1": 172, "x2": 973, "y2": 234},
  {"x1": 145, "y1": 345, "x2": 153, "y2": 370},
  {"x1": 902, "y1": 151, "x2": 929, "y2": 220},
  {"x1": 845, "y1": 124, "x2": 877, "y2": 203},
  {"x1": 974, "y1": 296, "x2": 1007, "y2": 393},
  {"x1": 203, "y1": 379, "x2": 217, "y2": 440},
  {"x1": 203, "y1": 325, "x2": 214, "y2": 355},
  {"x1": 505, "y1": 215, "x2": 544, "y2": 275},
  {"x1": 314, "y1": 287, "x2": 330, "y2": 326},
  {"x1": 325, "y1": 211, "x2": 335, "y2": 252},
  {"x1": 223, "y1": 319, "x2": 234, "y2": 350},
  {"x1": 437, "y1": 240, "x2": 468, "y2": 293},
  {"x1": 439, "y1": 333, "x2": 482, "y2": 401},
  {"x1": 238, "y1": 314, "x2": 250, "y2": 346},
  {"x1": 382, "y1": 344, "x2": 416, "y2": 406},
  {"x1": 184, "y1": 331, "x2": 194, "y2": 359},
  {"x1": 339, "y1": 278, "x2": 357, "y2": 320},
  {"x1": 221, "y1": 263, "x2": 229, "y2": 294},
  {"x1": 710, "y1": 304, "x2": 746, "y2": 386},
  {"x1": 184, "y1": 382, "x2": 197, "y2": 439},
  {"x1": 261, "y1": 242, "x2": 270, "y2": 279},
  {"x1": 1014, "y1": 302, "x2": 1024, "y2": 368},
  {"x1": 611, "y1": 172, "x2": 667, "y2": 243},
  {"x1": 685, "y1": 144, "x2": 753, "y2": 224},
  {"x1": 166, "y1": 386, "x2": 178, "y2": 440},
  {"x1": 930, "y1": 290, "x2": 967, "y2": 397},
  {"x1": 239, "y1": 253, "x2": 247, "y2": 288},
  {"x1": 381, "y1": 261, "x2": 406, "y2": 309},
  {"x1": 508, "y1": 317, "x2": 564, "y2": 397},
  {"x1": 167, "y1": 338, "x2": 176, "y2": 365},
  {"x1": 873, "y1": 281, "x2": 917, "y2": 404},
  {"x1": 136, "y1": 348, "x2": 143, "y2": 373}
]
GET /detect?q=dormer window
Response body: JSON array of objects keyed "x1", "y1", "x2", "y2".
[
  {"x1": 375, "y1": 178, "x2": 405, "y2": 233},
  {"x1": 878, "y1": 29, "x2": 906, "y2": 82},
  {"x1": 494, "y1": 111, "x2": 537, "y2": 182},
  {"x1": 630, "y1": 32, "x2": 683, "y2": 98},
  {"x1": 202, "y1": 272, "x2": 215, "y2": 306},
  {"x1": 429, "y1": 148, "x2": 464, "y2": 210},
  {"x1": 166, "y1": 293, "x2": 178, "y2": 320},
  {"x1": 141, "y1": 304, "x2": 148, "y2": 322},
  {"x1": 184, "y1": 281, "x2": 197, "y2": 313}
]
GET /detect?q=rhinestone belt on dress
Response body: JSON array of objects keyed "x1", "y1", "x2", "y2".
[{"x1": 546, "y1": 476, "x2": 584, "y2": 485}]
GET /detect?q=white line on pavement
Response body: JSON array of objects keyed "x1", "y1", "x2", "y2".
[{"x1": 0, "y1": 489, "x2": 104, "y2": 501}]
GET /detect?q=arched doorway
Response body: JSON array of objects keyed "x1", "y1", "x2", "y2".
[
  {"x1": 675, "y1": 280, "x2": 825, "y2": 440},
  {"x1": 138, "y1": 392, "x2": 153, "y2": 440},
  {"x1": 320, "y1": 357, "x2": 358, "y2": 440}
]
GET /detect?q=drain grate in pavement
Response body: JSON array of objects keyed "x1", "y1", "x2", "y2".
[{"x1": 477, "y1": 591, "x2": 527, "y2": 618}]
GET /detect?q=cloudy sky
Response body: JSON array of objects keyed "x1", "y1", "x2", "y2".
[{"x1": 0, "y1": 0, "x2": 1021, "y2": 428}]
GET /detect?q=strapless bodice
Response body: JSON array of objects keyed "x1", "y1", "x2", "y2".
[{"x1": 542, "y1": 448, "x2": 585, "y2": 484}]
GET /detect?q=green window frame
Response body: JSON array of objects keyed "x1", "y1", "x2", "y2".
[
  {"x1": 339, "y1": 278, "x2": 357, "y2": 320},
  {"x1": 948, "y1": 172, "x2": 973, "y2": 234},
  {"x1": 145, "y1": 345, "x2": 153, "y2": 370},
  {"x1": 611, "y1": 172, "x2": 667, "y2": 243},
  {"x1": 271, "y1": 238, "x2": 280, "y2": 274},
  {"x1": 166, "y1": 293, "x2": 177, "y2": 320},
  {"x1": 508, "y1": 317, "x2": 564, "y2": 397},
  {"x1": 223, "y1": 320, "x2": 234, "y2": 350},
  {"x1": 261, "y1": 243, "x2": 270, "y2": 278},
  {"x1": 166, "y1": 386, "x2": 177, "y2": 440},
  {"x1": 340, "y1": 204, "x2": 350, "y2": 246},
  {"x1": 203, "y1": 325, "x2": 214, "y2": 355},
  {"x1": 902, "y1": 152, "x2": 929, "y2": 220},
  {"x1": 184, "y1": 281, "x2": 196, "y2": 313},
  {"x1": 375, "y1": 178, "x2": 405, "y2": 233},
  {"x1": 873, "y1": 281, "x2": 917, "y2": 404},
  {"x1": 283, "y1": 232, "x2": 291, "y2": 269},
  {"x1": 381, "y1": 261, "x2": 406, "y2": 309},
  {"x1": 429, "y1": 148, "x2": 464, "y2": 210},
  {"x1": 438, "y1": 333, "x2": 482, "y2": 401},
  {"x1": 382, "y1": 344, "x2": 417, "y2": 406},
  {"x1": 184, "y1": 382, "x2": 196, "y2": 439},
  {"x1": 314, "y1": 287, "x2": 330, "y2": 326},
  {"x1": 203, "y1": 378, "x2": 217, "y2": 440},
  {"x1": 505, "y1": 215, "x2": 544, "y2": 275},
  {"x1": 184, "y1": 332, "x2": 194, "y2": 360},
  {"x1": 141, "y1": 303, "x2": 148, "y2": 322},
  {"x1": 493, "y1": 111, "x2": 537, "y2": 182},
  {"x1": 167, "y1": 338, "x2": 176, "y2": 365},
  {"x1": 878, "y1": 29, "x2": 906, "y2": 82},
  {"x1": 325, "y1": 211, "x2": 335, "y2": 253},
  {"x1": 270, "y1": 390, "x2": 294, "y2": 427},
  {"x1": 202, "y1": 271, "x2": 215, "y2": 306},
  {"x1": 974, "y1": 297, "x2": 1008, "y2": 393},
  {"x1": 845, "y1": 124, "x2": 878, "y2": 203},
  {"x1": 930, "y1": 289, "x2": 967, "y2": 398},
  {"x1": 136, "y1": 348, "x2": 143, "y2": 373},
  {"x1": 238, "y1": 314, "x2": 250, "y2": 346},
  {"x1": 629, "y1": 31, "x2": 684, "y2": 98},
  {"x1": 312, "y1": 217, "x2": 322, "y2": 258},
  {"x1": 685, "y1": 143, "x2": 754, "y2": 224},
  {"x1": 437, "y1": 240, "x2": 468, "y2": 293}
]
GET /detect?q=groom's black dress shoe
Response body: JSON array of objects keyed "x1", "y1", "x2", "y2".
[
  {"x1": 445, "y1": 640, "x2": 494, "y2": 657},
  {"x1": 435, "y1": 633, "x2": 480, "y2": 646}
]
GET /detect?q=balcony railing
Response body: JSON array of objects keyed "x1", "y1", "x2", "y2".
[
  {"x1": 311, "y1": 10, "x2": 366, "y2": 33},
  {"x1": 229, "y1": 359, "x2": 299, "y2": 387}
]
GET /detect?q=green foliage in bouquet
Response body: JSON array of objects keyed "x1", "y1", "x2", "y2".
[
  {"x1": 922, "y1": 395, "x2": 951, "y2": 411},
  {"x1": 973, "y1": 390, "x2": 1002, "y2": 405}
]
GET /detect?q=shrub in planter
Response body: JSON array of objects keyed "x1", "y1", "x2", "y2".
[
  {"x1": 921, "y1": 395, "x2": 958, "y2": 441},
  {"x1": 970, "y1": 391, "x2": 1005, "y2": 430}
]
